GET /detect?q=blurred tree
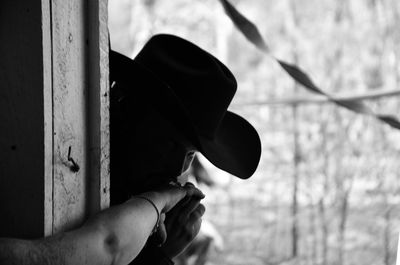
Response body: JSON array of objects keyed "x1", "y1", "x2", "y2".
[{"x1": 109, "y1": 1, "x2": 400, "y2": 264}]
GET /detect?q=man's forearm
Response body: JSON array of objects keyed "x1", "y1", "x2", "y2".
[
  {"x1": 0, "y1": 238, "x2": 61, "y2": 265},
  {"x1": 88, "y1": 194, "x2": 162, "y2": 264},
  {"x1": 0, "y1": 195, "x2": 162, "y2": 265}
]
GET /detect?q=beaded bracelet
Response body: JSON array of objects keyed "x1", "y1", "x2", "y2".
[{"x1": 135, "y1": 195, "x2": 160, "y2": 235}]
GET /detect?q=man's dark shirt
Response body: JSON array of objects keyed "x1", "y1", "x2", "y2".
[{"x1": 110, "y1": 65, "x2": 174, "y2": 265}]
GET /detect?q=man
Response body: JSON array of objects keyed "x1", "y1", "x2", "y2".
[
  {"x1": 109, "y1": 34, "x2": 262, "y2": 264},
  {"x1": 0, "y1": 34, "x2": 261, "y2": 265}
]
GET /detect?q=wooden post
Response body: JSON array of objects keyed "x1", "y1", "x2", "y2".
[
  {"x1": 51, "y1": 0, "x2": 110, "y2": 234},
  {"x1": 87, "y1": 0, "x2": 110, "y2": 215},
  {"x1": 0, "y1": 0, "x2": 109, "y2": 238}
]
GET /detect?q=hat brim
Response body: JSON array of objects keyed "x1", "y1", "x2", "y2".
[
  {"x1": 198, "y1": 111, "x2": 261, "y2": 179},
  {"x1": 110, "y1": 50, "x2": 261, "y2": 179}
]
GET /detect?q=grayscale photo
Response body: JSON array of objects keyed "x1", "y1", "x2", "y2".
[{"x1": 1, "y1": 0, "x2": 400, "y2": 265}]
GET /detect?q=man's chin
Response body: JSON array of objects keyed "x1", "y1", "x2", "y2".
[
  {"x1": 144, "y1": 172, "x2": 180, "y2": 188},
  {"x1": 176, "y1": 172, "x2": 190, "y2": 184}
]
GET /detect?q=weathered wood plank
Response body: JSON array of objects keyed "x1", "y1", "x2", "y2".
[
  {"x1": 51, "y1": 0, "x2": 89, "y2": 233},
  {"x1": 87, "y1": 0, "x2": 110, "y2": 214},
  {"x1": 42, "y1": 0, "x2": 54, "y2": 237},
  {"x1": 51, "y1": 0, "x2": 110, "y2": 233},
  {"x1": 99, "y1": 0, "x2": 110, "y2": 212}
]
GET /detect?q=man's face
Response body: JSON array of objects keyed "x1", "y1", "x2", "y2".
[{"x1": 125, "y1": 106, "x2": 197, "y2": 192}]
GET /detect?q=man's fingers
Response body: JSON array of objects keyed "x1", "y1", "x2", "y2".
[
  {"x1": 153, "y1": 213, "x2": 167, "y2": 246},
  {"x1": 165, "y1": 197, "x2": 202, "y2": 231},
  {"x1": 191, "y1": 218, "x2": 202, "y2": 239},
  {"x1": 188, "y1": 203, "x2": 206, "y2": 223},
  {"x1": 184, "y1": 182, "x2": 205, "y2": 199},
  {"x1": 183, "y1": 204, "x2": 205, "y2": 240},
  {"x1": 165, "y1": 197, "x2": 195, "y2": 229},
  {"x1": 162, "y1": 185, "x2": 187, "y2": 212},
  {"x1": 165, "y1": 195, "x2": 191, "y2": 222},
  {"x1": 179, "y1": 197, "x2": 201, "y2": 220},
  {"x1": 164, "y1": 183, "x2": 204, "y2": 221},
  {"x1": 163, "y1": 184, "x2": 205, "y2": 232}
]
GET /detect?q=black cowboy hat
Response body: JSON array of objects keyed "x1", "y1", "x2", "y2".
[{"x1": 110, "y1": 34, "x2": 261, "y2": 179}]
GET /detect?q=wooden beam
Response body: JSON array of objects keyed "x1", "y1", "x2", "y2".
[
  {"x1": 51, "y1": 0, "x2": 110, "y2": 233},
  {"x1": 43, "y1": 0, "x2": 54, "y2": 237},
  {"x1": 87, "y1": 0, "x2": 110, "y2": 214},
  {"x1": 0, "y1": 0, "x2": 53, "y2": 238},
  {"x1": 51, "y1": 0, "x2": 89, "y2": 234},
  {"x1": 0, "y1": 0, "x2": 109, "y2": 238}
]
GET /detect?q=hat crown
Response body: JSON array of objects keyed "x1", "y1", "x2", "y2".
[
  {"x1": 110, "y1": 34, "x2": 261, "y2": 179},
  {"x1": 134, "y1": 34, "x2": 237, "y2": 140}
]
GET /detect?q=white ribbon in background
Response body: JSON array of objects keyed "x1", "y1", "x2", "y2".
[{"x1": 219, "y1": 0, "x2": 400, "y2": 130}]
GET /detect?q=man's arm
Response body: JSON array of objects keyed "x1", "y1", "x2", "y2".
[
  {"x1": 0, "y1": 187, "x2": 187, "y2": 265},
  {"x1": 130, "y1": 183, "x2": 206, "y2": 265},
  {"x1": 0, "y1": 238, "x2": 60, "y2": 265},
  {"x1": 0, "y1": 225, "x2": 112, "y2": 265}
]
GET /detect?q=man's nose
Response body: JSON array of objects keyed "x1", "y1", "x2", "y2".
[{"x1": 177, "y1": 172, "x2": 190, "y2": 185}]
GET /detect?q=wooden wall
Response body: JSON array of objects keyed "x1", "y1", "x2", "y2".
[
  {"x1": 0, "y1": 0, "x2": 52, "y2": 238},
  {"x1": 0, "y1": 0, "x2": 109, "y2": 238}
]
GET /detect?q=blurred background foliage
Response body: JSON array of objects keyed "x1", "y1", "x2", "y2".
[{"x1": 109, "y1": 0, "x2": 400, "y2": 264}]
